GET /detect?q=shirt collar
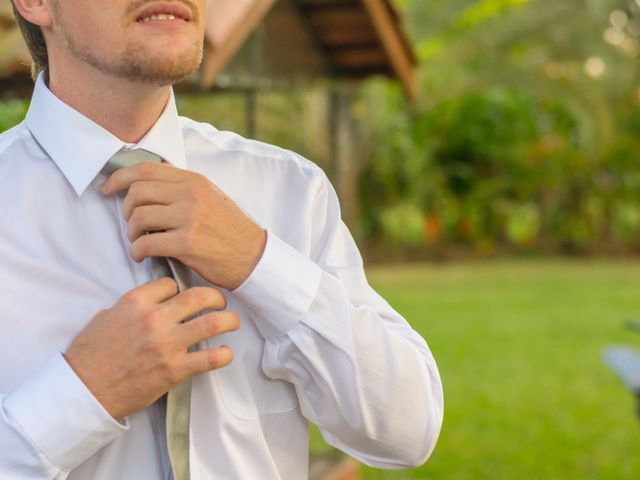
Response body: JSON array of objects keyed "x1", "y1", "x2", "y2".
[{"x1": 24, "y1": 71, "x2": 187, "y2": 197}]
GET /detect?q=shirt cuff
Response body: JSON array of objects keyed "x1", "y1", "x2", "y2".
[
  {"x1": 4, "y1": 353, "x2": 129, "y2": 471},
  {"x1": 233, "y1": 231, "x2": 322, "y2": 340}
]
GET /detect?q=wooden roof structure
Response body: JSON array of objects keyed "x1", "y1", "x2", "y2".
[{"x1": 0, "y1": 0, "x2": 417, "y2": 99}]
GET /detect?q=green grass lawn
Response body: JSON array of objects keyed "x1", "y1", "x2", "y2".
[{"x1": 311, "y1": 259, "x2": 640, "y2": 479}]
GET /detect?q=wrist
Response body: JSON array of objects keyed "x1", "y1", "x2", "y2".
[
  {"x1": 63, "y1": 351, "x2": 132, "y2": 421},
  {"x1": 227, "y1": 227, "x2": 267, "y2": 290}
]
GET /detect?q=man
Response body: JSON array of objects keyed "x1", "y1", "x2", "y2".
[{"x1": 0, "y1": 0, "x2": 443, "y2": 479}]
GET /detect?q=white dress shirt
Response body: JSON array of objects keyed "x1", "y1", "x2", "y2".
[{"x1": 0, "y1": 73, "x2": 443, "y2": 480}]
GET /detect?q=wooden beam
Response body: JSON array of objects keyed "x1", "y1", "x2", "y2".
[
  {"x1": 329, "y1": 48, "x2": 387, "y2": 69},
  {"x1": 299, "y1": 0, "x2": 357, "y2": 7},
  {"x1": 306, "y1": 7, "x2": 370, "y2": 32},
  {"x1": 316, "y1": 29, "x2": 378, "y2": 47},
  {"x1": 359, "y1": 0, "x2": 417, "y2": 100},
  {"x1": 199, "y1": 0, "x2": 279, "y2": 89}
]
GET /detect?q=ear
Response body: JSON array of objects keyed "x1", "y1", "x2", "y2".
[{"x1": 12, "y1": 0, "x2": 53, "y2": 28}]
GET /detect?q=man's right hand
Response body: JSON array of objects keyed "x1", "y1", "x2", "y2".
[{"x1": 63, "y1": 277, "x2": 238, "y2": 420}]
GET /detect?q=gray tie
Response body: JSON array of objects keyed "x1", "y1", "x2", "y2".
[{"x1": 103, "y1": 148, "x2": 192, "y2": 480}]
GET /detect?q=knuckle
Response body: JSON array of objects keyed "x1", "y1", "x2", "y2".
[
  {"x1": 204, "y1": 290, "x2": 220, "y2": 309},
  {"x1": 192, "y1": 172, "x2": 206, "y2": 184},
  {"x1": 130, "y1": 207, "x2": 143, "y2": 224},
  {"x1": 196, "y1": 174, "x2": 211, "y2": 191},
  {"x1": 147, "y1": 338, "x2": 164, "y2": 356},
  {"x1": 189, "y1": 287, "x2": 209, "y2": 307},
  {"x1": 228, "y1": 310, "x2": 241, "y2": 329},
  {"x1": 139, "y1": 162, "x2": 154, "y2": 175},
  {"x1": 141, "y1": 311, "x2": 161, "y2": 331},
  {"x1": 211, "y1": 289, "x2": 226, "y2": 309},
  {"x1": 129, "y1": 243, "x2": 141, "y2": 262},
  {"x1": 127, "y1": 225, "x2": 137, "y2": 243},
  {"x1": 186, "y1": 183, "x2": 200, "y2": 201},
  {"x1": 197, "y1": 287, "x2": 212, "y2": 304},
  {"x1": 208, "y1": 351, "x2": 219, "y2": 369},
  {"x1": 128, "y1": 182, "x2": 141, "y2": 201},
  {"x1": 211, "y1": 347, "x2": 233, "y2": 368},
  {"x1": 199, "y1": 289, "x2": 219, "y2": 309},
  {"x1": 185, "y1": 205, "x2": 199, "y2": 224},
  {"x1": 206, "y1": 350, "x2": 221, "y2": 369},
  {"x1": 122, "y1": 198, "x2": 132, "y2": 217},
  {"x1": 162, "y1": 277, "x2": 179, "y2": 293},
  {"x1": 129, "y1": 245, "x2": 140, "y2": 262},
  {"x1": 163, "y1": 362, "x2": 182, "y2": 385},
  {"x1": 189, "y1": 288, "x2": 224, "y2": 311},
  {"x1": 147, "y1": 337, "x2": 175, "y2": 368},
  {"x1": 121, "y1": 289, "x2": 143, "y2": 308},
  {"x1": 136, "y1": 235, "x2": 152, "y2": 256},
  {"x1": 205, "y1": 316, "x2": 221, "y2": 336},
  {"x1": 175, "y1": 290, "x2": 196, "y2": 312},
  {"x1": 182, "y1": 231, "x2": 198, "y2": 251}
]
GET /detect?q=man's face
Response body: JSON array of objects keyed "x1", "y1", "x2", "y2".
[{"x1": 49, "y1": 0, "x2": 206, "y2": 85}]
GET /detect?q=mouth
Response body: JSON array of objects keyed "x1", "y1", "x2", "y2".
[{"x1": 135, "y1": 1, "x2": 193, "y2": 24}]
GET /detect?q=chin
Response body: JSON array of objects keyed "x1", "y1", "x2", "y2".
[{"x1": 114, "y1": 43, "x2": 203, "y2": 85}]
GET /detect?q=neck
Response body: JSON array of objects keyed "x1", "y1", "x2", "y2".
[{"x1": 47, "y1": 60, "x2": 171, "y2": 144}]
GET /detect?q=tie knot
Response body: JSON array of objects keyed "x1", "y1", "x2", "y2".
[{"x1": 103, "y1": 148, "x2": 163, "y2": 176}]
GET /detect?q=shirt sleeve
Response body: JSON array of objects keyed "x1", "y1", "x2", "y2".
[
  {"x1": 233, "y1": 173, "x2": 444, "y2": 469},
  {"x1": 0, "y1": 353, "x2": 129, "y2": 479}
]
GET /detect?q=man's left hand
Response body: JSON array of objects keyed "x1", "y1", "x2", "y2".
[{"x1": 101, "y1": 161, "x2": 266, "y2": 290}]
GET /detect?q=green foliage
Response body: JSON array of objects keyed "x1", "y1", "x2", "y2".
[
  {"x1": 456, "y1": 0, "x2": 531, "y2": 30},
  {"x1": 359, "y1": 0, "x2": 640, "y2": 255},
  {"x1": 360, "y1": 83, "x2": 608, "y2": 253},
  {"x1": 379, "y1": 202, "x2": 425, "y2": 246},
  {"x1": 0, "y1": 100, "x2": 28, "y2": 133}
]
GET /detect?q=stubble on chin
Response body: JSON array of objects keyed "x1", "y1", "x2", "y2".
[
  {"x1": 61, "y1": 35, "x2": 204, "y2": 86},
  {"x1": 80, "y1": 40, "x2": 204, "y2": 86}
]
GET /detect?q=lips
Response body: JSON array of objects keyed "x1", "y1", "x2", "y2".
[{"x1": 135, "y1": 1, "x2": 193, "y2": 23}]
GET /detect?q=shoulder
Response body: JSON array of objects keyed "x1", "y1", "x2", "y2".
[
  {"x1": 179, "y1": 117, "x2": 327, "y2": 184},
  {"x1": 0, "y1": 123, "x2": 31, "y2": 159}
]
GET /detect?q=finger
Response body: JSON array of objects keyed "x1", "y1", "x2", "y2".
[
  {"x1": 182, "y1": 346, "x2": 234, "y2": 376},
  {"x1": 178, "y1": 310, "x2": 240, "y2": 348},
  {"x1": 129, "y1": 230, "x2": 183, "y2": 263},
  {"x1": 127, "y1": 205, "x2": 182, "y2": 243},
  {"x1": 161, "y1": 287, "x2": 227, "y2": 324},
  {"x1": 102, "y1": 161, "x2": 185, "y2": 195},
  {"x1": 122, "y1": 181, "x2": 181, "y2": 221},
  {"x1": 120, "y1": 277, "x2": 179, "y2": 308}
]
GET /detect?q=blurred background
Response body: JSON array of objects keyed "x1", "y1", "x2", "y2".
[{"x1": 3, "y1": 0, "x2": 640, "y2": 478}]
